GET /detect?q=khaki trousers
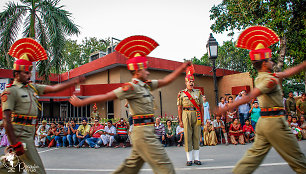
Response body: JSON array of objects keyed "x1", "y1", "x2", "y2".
[
  {"x1": 113, "y1": 125, "x2": 175, "y2": 174},
  {"x1": 182, "y1": 110, "x2": 201, "y2": 152},
  {"x1": 0, "y1": 124, "x2": 46, "y2": 174},
  {"x1": 233, "y1": 116, "x2": 306, "y2": 174}
]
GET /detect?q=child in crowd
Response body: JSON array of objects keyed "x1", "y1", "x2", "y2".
[
  {"x1": 290, "y1": 117, "x2": 302, "y2": 141},
  {"x1": 249, "y1": 101, "x2": 261, "y2": 130},
  {"x1": 38, "y1": 126, "x2": 48, "y2": 147},
  {"x1": 287, "y1": 114, "x2": 292, "y2": 125},
  {"x1": 242, "y1": 119, "x2": 255, "y2": 143}
]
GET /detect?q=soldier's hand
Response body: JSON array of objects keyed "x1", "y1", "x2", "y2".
[{"x1": 69, "y1": 95, "x2": 83, "y2": 107}]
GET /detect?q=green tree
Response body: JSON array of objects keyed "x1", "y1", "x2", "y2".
[
  {"x1": 192, "y1": 40, "x2": 258, "y2": 78},
  {"x1": 80, "y1": 37, "x2": 110, "y2": 65},
  {"x1": 0, "y1": 0, "x2": 80, "y2": 82},
  {"x1": 62, "y1": 39, "x2": 81, "y2": 71},
  {"x1": 209, "y1": 0, "x2": 305, "y2": 77},
  {"x1": 62, "y1": 37, "x2": 110, "y2": 72}
]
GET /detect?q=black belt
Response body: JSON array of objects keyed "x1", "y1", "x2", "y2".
[
  {"x1": 132, "y1": 114, "x2": 155, "y2": 126},
  {"x1": 133, "y1": 117, "x2": 155, "y2": 126},
  {"x1": 260, "y1": 110, "x2": 285, "y2": 117},
  {"x1": 11, "y1": 114, "x2": 37, "y2": 126},
  {"x1": 183, "y1": 107, "x2": 196, "y2": 111}
]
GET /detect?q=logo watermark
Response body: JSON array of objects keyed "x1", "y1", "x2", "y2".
[{"x1": 0, "y1": 147, "x2": 39, "y2": 173}]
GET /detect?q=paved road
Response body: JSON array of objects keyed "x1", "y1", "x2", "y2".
[{"x1": 1, "y1": 141, "x2": 305, "y2": 174}]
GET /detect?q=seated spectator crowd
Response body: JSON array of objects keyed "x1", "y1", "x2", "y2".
[
  {"x1": 35, "y1": 117, "x2": 129, "y2": 149},
  {"x1": 286, "y1": 92, "x2": 306, "y2": 141},
  {"x1": 33, "y1": 92, "x2": 306, "y2": 149}
]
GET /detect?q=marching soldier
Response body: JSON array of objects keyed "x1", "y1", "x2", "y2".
[
  {"x1": 217, "y1": 26, "x2": 306, "y2": 174},
  {"x1": 177, "y1": 65, "x2": 204, "y2": 166},
  {"x1": 1, "y1": 38, "x2": 84, "y2": 174},
  {"x1": 69, "y1": 35, "x2": 191, "y2": 174}
]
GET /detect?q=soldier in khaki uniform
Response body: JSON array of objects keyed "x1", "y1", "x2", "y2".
[
  {"x1": 177, "y1": 66, "x2": 203, "y2": 166},
  {"x1": 1, "y1": 38, "x2": 84, "y2": 174},
  {"x1": 218, "y1": 26, "x2": 306, "y2": 174},
  {"x1": 70, "y1": 35, "x2": 191, "y2": 174},
  {"x1": 286, "y1": 91, "x2": 296, "y2": 115}
]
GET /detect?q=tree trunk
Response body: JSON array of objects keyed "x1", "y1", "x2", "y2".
[
  {"x1": 30, "y1": 1, "x2": 36, "y2": 82},
  {"x1": 274, "y1": 36, "x2": 286, "y2": 72},
  {"x1": 2, "y1": 47, "x2": 12, "y2": 68}
]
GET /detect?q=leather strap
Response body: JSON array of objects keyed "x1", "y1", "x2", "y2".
[{"x1": 183, "y1": 91, "x2": 203, "y2": 124}]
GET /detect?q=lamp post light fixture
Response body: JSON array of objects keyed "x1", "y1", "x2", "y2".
[{"x1": 206, "y1": 33, "x2": 219, "y2": 106}]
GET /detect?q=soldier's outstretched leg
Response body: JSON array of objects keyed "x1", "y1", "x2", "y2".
[
  {"x1": 232, "y1": 130, "x2": 272, "y2": 173},
  {"x1": 114, "y1": 126, "x2": 175, "y2": 174}
]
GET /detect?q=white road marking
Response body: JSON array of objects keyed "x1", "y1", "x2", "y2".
[
  {"x1": 38, "y1": 148, "x2": 59, "y2": 154},
  {"x1": 45, "y1": 162, "x2": 288, "y2": 172}
]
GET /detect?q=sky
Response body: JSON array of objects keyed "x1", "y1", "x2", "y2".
[{"x1": 0, "y1": 0, "x2": 237, "y2": 62}]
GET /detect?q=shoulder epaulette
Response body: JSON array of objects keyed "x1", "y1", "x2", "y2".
[
  {"x1": 132, "y1": 80, "x2": 139, "y2": 84},
  {"x1": 6, "y1": 84, "x2": 13, "y2": 88},
  {"x1": 122, "y1": 83, "x2": 134, "y2": 92},
  {"x1": 177, "y1": 91, "x2": 183, "y2": 98},
  {"x1": 267, "y1": 78, "x2": 277, "y2": 89},
  {"x1": 272, "y1": 73, "x2": 279, "y2": 78}
]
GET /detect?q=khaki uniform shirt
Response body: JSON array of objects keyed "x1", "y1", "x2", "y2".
[
  {"x1": 1, "y1": 81, "x2": 46, "y2": 116},
  {"x1": 286, "y1": 97, "x2": 296, "y2": 112},
  {"x1": 255, "y1": 72, "x2": 283, "y2": 108},
  {"x1": 177, "y1": 88, "x2": 203, "y2": 107},
  {"x1": 296, "y1": 99, "x2": 306, "y2": 116},
  {"x1": 113, "y1": 78, "x2": 158, "y2": 115}
]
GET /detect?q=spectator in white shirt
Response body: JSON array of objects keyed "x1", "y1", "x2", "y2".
[
  {"x1": 35, "y1": 120, "x2": 50, "y2": 147},
  {"x1": 176, "y1": 121, "x2": 184, "y2": 147},
  {"x1": 101, "y1": 120, "x2": 116, "y2": 147}
]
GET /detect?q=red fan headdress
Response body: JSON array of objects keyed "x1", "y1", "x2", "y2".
[
  {"x1": 236, "y1": 26, "x2": 279, "y2": 61},
  {"x1": 115, "y1": 35, "x2": 159, "y2": 70},
  {"x1": 185, "y1": 65, "x2": 195, "y2": 82},
  {"x1": 8, "y1": 38, "x2": 48, "y2": 71}
]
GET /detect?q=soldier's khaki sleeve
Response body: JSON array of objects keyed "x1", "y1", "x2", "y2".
[
  {"x1": 255, "y1": 77, "x2": 277, "y2": 94},
  {"x1": 177, "y1": 91, "x2": 183, "y2": 106},
  {"x1": 113, "y1": 83, "x2": 136, "y2": 100},
  {"x1": 1, "y1": 88, "x2": 16, "y2": 111},
  {"x1": 149, "y1": 80, "x2": 159, "y2": 91},
  {"x1": 33, "y1": 84, "x2": 47, "y2": 95}
]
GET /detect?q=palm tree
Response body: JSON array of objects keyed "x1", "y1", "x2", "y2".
[{"x1": 0, "y1": 0, "x2": 80, "y2": 82}]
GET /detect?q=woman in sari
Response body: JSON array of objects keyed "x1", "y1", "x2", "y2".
[
  {"x1": 229, "y1": 118, "x2": 245, "y2": 145},
  {"x1": 203, "y1": 119, "x2": 217, "y2": 146}
]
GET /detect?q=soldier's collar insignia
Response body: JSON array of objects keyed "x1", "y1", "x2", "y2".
[
  {"x1": 132, "y1": 80, "x2": 139, "y2": 84},
  {"x1": 5, "y1": 83, "x2": 12, "y2": 88},
  {"x1": 132, "y1": 78, "x2": 145, "y2": 87}
]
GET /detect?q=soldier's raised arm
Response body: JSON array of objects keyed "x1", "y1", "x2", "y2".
[{"x1": 157, "y1": 61, "x2": 192, "y2": 88}]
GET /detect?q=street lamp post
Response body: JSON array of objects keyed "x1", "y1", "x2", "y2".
[{"x1": 206, "y1": 33, "x2": 219, "y2": 106}]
